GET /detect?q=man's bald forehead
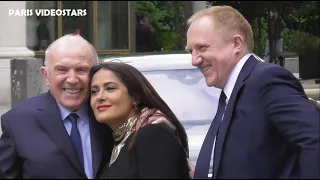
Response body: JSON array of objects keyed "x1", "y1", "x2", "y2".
[
  {"x1": 48, "y1": 35, "x2": 91, "y2": 54},
  {"x1": 45, "y1": 34, "x2": 99, "y2": 66}
]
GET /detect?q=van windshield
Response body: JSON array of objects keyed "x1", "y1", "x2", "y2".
[{"x1": 141, "y1": 68, "x2": 221, "y2": 127}]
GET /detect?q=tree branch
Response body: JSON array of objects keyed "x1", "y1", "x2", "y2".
[{"x1": 262, "y1": 27, "x2": 268, "y2": 33}]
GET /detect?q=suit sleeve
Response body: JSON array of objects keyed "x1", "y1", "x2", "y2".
[
  {"x1": 134, "y1": 124, "x2": 190, "y2": 179},
  {"x1": 0, "y1": 115, "x2": 22, "y2": 179},
  {"x1": 258, "y1": 66, "x2": 320, "y2": 178}
]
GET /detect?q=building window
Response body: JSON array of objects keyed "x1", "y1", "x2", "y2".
[
  {"x1": 97, "y1": 1, "x2": 129, "y2": 50},
  {"x1": 27, "y1": 1, "x2": 131, "y2": 54},
  {"x1": 26, "y1": 1, "x2": 57, "y2": 51},
  {"x1": 62, "y1": 1, "x2": 93, "y2": 44}
]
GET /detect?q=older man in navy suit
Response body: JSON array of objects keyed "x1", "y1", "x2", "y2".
[
  {"x1": 0, "y1": 34, "x2": 172, "y2": 179},
  {"x1": 186, "y1": 6, "x2": 320, "y2": 179},
  {"x1": 0, "y1": 35, "x2": 112, "y2": 179}
]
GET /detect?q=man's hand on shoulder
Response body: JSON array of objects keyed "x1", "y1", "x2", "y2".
[
  {"x1": 135, "y1": 108, "x2": 176, "y2": 132},
  {"x1": 187, "y1": 158, "x2": 195, "y2": 179}
]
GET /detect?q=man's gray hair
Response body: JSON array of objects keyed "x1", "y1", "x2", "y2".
[{"x1": 44, "y1": 34, "x2": 100, "y2": 67}]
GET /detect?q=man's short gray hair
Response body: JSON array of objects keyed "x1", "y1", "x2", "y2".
[{"x1": 44, "y1": 34, "x2": 100, "y2": 67}]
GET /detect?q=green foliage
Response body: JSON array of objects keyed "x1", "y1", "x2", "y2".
[
  {"x1": 135, "y1": 1, "x2": 185, "y2": 51},
  {"x1": 135, "y1": 1, "x2": 168, "y2": 31},
  {"x1": 208, "y1": 0, "x2": 319, "y2": 55},
  {"x1": 252, "y1": 17, "x2": 269, "y2": 56},
  {"x1": 154, "y1": 31, "x2": 185, "y2": 52},
  {"x1": 289, "y1": 1, "x2": 318, "y2": 23},
  {"x1": 282, "y1": 28, "x2": 319, "y2": 54},
  {"x1": 135, "y1": 1, "x2": 319, "y2": 54}
]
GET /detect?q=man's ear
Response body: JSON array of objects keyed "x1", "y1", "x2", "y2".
[
  {"x1": 40, "y1": 66, "x2": 50, "y2": 87},
  {"x1": 232, "y1": 34, "x2": 244, "y2": 54}
]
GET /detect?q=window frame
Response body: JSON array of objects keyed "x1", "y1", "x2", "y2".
[{"x1": 34, "y1": 1, "x2": 132, "y2": 56}]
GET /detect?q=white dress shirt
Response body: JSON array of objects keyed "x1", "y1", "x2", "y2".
[{"x1": 57, "y1": 103, "x2": 93, "y2": 179}]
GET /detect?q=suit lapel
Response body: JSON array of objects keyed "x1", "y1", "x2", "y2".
[
  {"x1": 35, "y1": 91, "x2": 87, "y2": 178},
  {"x1": 213, "y1": 55, "x2": 260, "y2": 178}
]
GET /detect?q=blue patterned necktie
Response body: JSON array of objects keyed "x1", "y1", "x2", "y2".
[
  {"x1": 67, "y1": 113, "x2": 84, "y2": 168},
  {"x1": 194, "y1": 91, "x2": 227, "y2": 179}
]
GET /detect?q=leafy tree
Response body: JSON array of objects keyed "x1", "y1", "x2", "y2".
[
  {"x1": 135, "y1": 1, "x2": 319, "y2": 55},
  {"x1": 135, "y1": 1, "x2": 186, "y2": 52},
  {"x1": 207, "y1": 1, "x2": 319, "y2": 56}
]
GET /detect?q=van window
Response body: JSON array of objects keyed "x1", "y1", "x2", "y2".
[{"x1": 141, "y1": 69, "x2": 221, "y2": 127}]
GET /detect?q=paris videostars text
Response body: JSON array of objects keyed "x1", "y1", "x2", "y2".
[{"x1": 8, "y1": 9, "x2": 87, "y2": 16}]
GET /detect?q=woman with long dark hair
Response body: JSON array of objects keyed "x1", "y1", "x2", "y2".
[{"x1": 89, "y1": 62, "x2": 190, "y2": 179}]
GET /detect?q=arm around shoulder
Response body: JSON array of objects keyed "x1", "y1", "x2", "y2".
[
  {"x1": 0, "y1": 115, "x2": 22, "y2": 179},
  {"x1": 134, "y1": 124, "x2": 190, "y2": 179},
  {"x1": 258, "y1": 66, "x2": 320, "y2": 178}
]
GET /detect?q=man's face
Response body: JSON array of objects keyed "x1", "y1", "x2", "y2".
[
  {"x1": 41, "y1": 45, "x2": 95, "y2": 111},
  {"x1": 186, "y1": 16, "x2": 238, "y2": 89}
]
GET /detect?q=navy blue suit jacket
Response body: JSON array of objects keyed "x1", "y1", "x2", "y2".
[
  {"x1": 0, "y1": 92, "x2": 113, "y2": 179},
  {"x1": 213, "y1": 55, "x2": 320, "y2": 178}
]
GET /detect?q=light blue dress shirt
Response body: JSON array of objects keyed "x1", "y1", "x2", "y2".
[{"x1": 57, "y1": 103, "x2": 93, "y2": 179}]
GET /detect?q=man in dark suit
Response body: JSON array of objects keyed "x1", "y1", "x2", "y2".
[
  {"x1": 0, "y1": 34, "x2": 172, "y2": 178},
  {"x1": 186, "y1": 6, "x2": 320, "y2": 179},
  {"x1": 0, "y1": 34, "x2": 112, "y2": 179}
]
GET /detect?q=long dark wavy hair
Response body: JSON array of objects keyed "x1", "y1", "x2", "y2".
[{"x1": 89, "y1": 62, "x2": 189, "y2": 154}]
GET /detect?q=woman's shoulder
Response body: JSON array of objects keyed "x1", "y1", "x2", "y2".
[
  {"x1": 136, "y1": 123, "x2": 175, "y2": 138},
  {"x1": 133, "y1": 123, "x2": 182, "y2": 150}
]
